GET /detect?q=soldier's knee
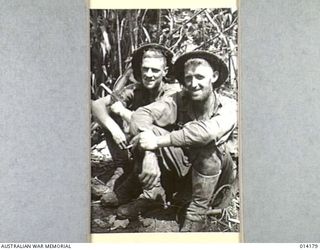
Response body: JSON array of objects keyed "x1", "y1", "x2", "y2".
[{"x1": 192, "y1": 150, "x2": 221, "y2": 176}]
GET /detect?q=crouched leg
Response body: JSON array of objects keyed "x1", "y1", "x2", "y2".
[
  {"x1": 116, "y1": 126, "x2": 191, "y2": 219},
  {"x1": 180, "y1": 142, "x2": 236, "y2": 232}
]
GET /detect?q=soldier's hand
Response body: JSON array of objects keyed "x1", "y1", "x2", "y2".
[
  {"x1": 110, "y1": 101, "x2": 125, "y2": 116},
  {"x1": 129, "y1": 134, "x2": 140, "y2": 149},
  {"x1": 110, "y1": 126, "x2": 127, "y2": 150},
  {"x1": 139, "y1": 130, "x2": 158, "y2": 151},
  {"x1": 139, "y1": 151, "x2": 161, "y2": 189}
]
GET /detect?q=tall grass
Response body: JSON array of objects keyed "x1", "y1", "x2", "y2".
[{"x1": 90, "y1": 9, "x2": 238, "y2": 100}]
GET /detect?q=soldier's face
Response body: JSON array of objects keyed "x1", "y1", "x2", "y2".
[
  {"x1": 141, "y1": 57, "x2": 167, "y2": 89},
  {"x1": 184, "y1": 63, "x2": 218, "y2": 101}
]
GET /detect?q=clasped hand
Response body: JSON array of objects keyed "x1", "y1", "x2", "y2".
[
  {"x1": 139, "y1": 130, "x2": 159, "y2": 150},
  {"x1": 110, "y1": 101, "x2": 125, "y2": 116}
]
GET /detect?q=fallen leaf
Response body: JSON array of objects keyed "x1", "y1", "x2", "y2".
[
  {"x1": 94, "y1": 219, "x2": 108, "y2": 228},
  {"x1": 107, "y1": 215, "x2": 117, "y2": 225},
  {"x1": 228, "y1": 218, "x2": 240, "y2": 224},
  {"x1": 110, "y1": 219, "x2": 130, "y2": 230}
]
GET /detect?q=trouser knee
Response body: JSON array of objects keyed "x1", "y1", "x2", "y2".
[
  {"x1": 189, "y1": 143, "x2": 221, "y2": 176},
  {"x1": 193, "y1": 152, "x2": 221, "y2": 176}
]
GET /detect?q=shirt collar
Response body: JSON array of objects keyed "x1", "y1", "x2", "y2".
[
  {"x1": 186, "y1": 91, "x2": 222, "y2": 120},
  {"x1": 211, "y1": 91, "x2": 222, "y2": 117}
]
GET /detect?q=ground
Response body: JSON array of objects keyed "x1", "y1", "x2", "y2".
[{"x1": 90, "y1": 150, "x2": 240, "y2": 233}]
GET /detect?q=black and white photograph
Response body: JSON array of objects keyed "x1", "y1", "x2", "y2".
[{"x1": 90, "y1": 8, "x2": 239, "y2": 233}]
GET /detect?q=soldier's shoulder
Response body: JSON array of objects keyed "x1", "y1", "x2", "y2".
[
  {"x1": 162, "y1": 83, "x2": 182, "y2": 96},
  {"x1": 117, "y1": 83, "x2": 142, "y2": 95},
  {"x1": 217, "y1": 91, "x2": 236, "y2": 101},
  {"x1": 216, "y1": 92, "x2": 237, "y2": 110}
]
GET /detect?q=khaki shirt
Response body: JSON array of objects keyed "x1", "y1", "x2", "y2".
[
  {"x1": 130, "y1": 91, "x2": 237, "y2": 147},
  {"x1": 115, "y1": 82, "x2": 180, "y2": 111}
]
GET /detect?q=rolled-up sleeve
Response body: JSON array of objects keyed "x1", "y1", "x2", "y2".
[
  {"x1": 130, "y1": 97, "x2": 178, "y2": 136},
  {"x1": 170, "y1": 97, "x2": 237, "y2": 147}
]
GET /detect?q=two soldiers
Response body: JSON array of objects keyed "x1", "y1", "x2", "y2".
[{"x1": 92, "y1": 44, "x2": 237, "y2": 232}]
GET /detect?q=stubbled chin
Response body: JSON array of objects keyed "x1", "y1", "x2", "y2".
[
  {"x1": 189, "y1": 91, "x2": 205, "y2": 101},
  {"x1": 190, "y1": 91, "x2": 201, "y2": 97},
  {"x1": 143, "y1": 81, "x2": 158, "y2": 88},
  {"x1": 143, "y1": 84, "x2": 155, "y2": 89}
]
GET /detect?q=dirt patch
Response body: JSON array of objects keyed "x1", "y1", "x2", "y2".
[
  {"x1": 91, "y1": 161, "x2": 239, "y2": 233},
  {"x1": 91, "y1": 133, "x2": 239, "y2": 233}
]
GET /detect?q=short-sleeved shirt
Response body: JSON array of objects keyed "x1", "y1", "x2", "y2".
[{"x1": 114, "y1": 82, "x2": 180, "y2": 111}]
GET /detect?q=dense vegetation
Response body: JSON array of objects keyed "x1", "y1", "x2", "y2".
[{"x1": 90, "y1": 9, "x2": 238, "y2": 99}]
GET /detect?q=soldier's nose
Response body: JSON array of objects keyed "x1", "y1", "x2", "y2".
[
  {"x1": 146, "y1": 68, "x2": 153, "y2": 77},
  {"x1": 190, "y1": 79, "x2": 198, "y2": 88}
]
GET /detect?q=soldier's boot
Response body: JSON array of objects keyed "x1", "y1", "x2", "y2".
[
  {"x1": 180, "y1": 169, "x2": 220, "y2": 232},
  {"x1": 91, "y1": 167, "x2": 125, "y2": 199},
  {"x1": 116, "y1": 181, "x2": 166, "y2": 219},
  {"x1": 100, "y1": 172, "x2": 141, "y2": 207},
  {"x1": 91, "y1": 178, "x2": 110, "y2": 199}
]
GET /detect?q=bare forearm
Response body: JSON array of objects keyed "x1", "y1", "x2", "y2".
[
  {"x1": 91, "y1": 96, "x2": 112, "y2": 126},
  {"x1": 91, "y1": 98, "x2": 122, "y2": 133},
  {"x1": 102, "y1": 115, "x2": 124, "y2": 135},
  {"x1": 118, "y1": 108, "x2": 133, "y2": 123}
]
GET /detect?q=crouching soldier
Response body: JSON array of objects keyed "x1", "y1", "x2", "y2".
[
  {"x1": 121, "y1": 51, "x2": 237, "y2": 231},
  {"x1": 91, "y1": 44, "x2": 180, "y2": 202}
]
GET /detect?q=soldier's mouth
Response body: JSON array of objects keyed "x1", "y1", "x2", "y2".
[
  {"x1": 189, "y1": 89, "x2": 201, "y2": 94},
  {"x1": 145, "y1": 80, "x2": 155, "y2": 84}
]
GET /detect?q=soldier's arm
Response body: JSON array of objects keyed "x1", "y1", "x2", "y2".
[
  {"x1": 170, "y1": 98, "x2": 237, "y2": 147},
  {"x1": 129, "y1": 96, "x2": 178, "y2": 136},
  {"x1": 92, "y1": 96, "x2": 115, "y2": 129},
  {"x1": 109, "y1": 68, "x2": 135, "y2": 123},
  {"x1": 139, "y1": 97, "x2": 237, "y2": 150},
  {"x1": 91, "y1": 96, "x2": 127, "y2": 149},
  {"x1": 110, "y1": 101, "x2": 133, "y2": 123}
]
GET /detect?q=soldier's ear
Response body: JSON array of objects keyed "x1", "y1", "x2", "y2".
[
  {"x1": 164, "y1": 66, "x2": 168, "y2": 75},
  {"x1": 211, "y1": 71, "x2": 219, "y2": 83}
]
